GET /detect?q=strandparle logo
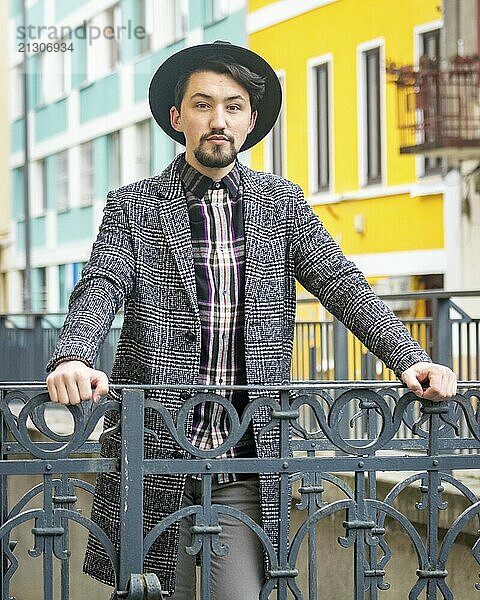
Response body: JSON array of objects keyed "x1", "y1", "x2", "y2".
[{"x1": 17, "y1": 20, "x2": 147, "y2": 45}]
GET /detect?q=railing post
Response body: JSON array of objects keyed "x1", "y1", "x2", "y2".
[
  {"x1": 333, "y1": 319, "x2": 349, "y2": 380},
  {"x1": 432, "y1": 297, "x2": 453, "y2": 368},
  {"x1": 0, "y1": 317, "x2": 6, "y2": 381},
  {"x1": 333, "y1": 319, "x2": 350, "y2": 452},
  {"x1": 0, "y1": 390, "x2": 5, "y2": 600},
  {"x1": 33, "y1": 315, "x2": 44, "y2": 380},
  {"x1": 117, "y1": 388, "x2": 145, "y2": 595}
]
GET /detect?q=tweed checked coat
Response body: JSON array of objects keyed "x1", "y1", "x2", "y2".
[{"x1": 48, "y1": 154, "x2": 430, "y2": 592}]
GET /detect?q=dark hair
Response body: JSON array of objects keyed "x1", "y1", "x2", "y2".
[{"x1": 174, "y1": 55, "x2": 266, "y2": 112}]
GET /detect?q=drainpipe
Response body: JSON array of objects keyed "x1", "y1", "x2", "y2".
[
  {"x1": 21, "y1": 0, "x2": 31, "y2": 312},
  {"x1": 443, "y1": 169, "x2": 462, "y2": 291}
]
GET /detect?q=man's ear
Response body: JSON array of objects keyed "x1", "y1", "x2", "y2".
[
  {"x1": 170, "y1": 106, "x2": 182, "y2": 132},
  {"x1": 247, "y1": 110, "x2": 258, "y2": 135}
]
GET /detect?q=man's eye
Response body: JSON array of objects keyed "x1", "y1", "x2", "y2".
[
  {"x1": 228, "y1": 105, "x2": 241, "y2": 111},
  {"x1": 195, "y1": 103, "x2": 209, "y2": 109}
]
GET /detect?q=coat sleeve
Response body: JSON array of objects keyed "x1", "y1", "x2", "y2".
[
  {"x1": 290, "y1": 184, "x2": 431, "y2": 377},
  {"x1": 46, "y1": 189, "x2": 135, "y2": 372}
]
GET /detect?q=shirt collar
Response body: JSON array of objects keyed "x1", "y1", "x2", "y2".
[{"x1": 178, "y1": 153, "x2": 241, "y2": 199}]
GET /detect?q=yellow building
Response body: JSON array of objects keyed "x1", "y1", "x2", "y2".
[{"x1": 248, "y1": 0, "x2": 449, "y2": 320}]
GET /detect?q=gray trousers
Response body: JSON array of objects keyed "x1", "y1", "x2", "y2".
[{"x1": 170, "y1": 475, "x2": 265, "y2": 599}]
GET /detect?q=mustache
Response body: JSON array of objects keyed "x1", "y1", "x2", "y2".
[{"x1": 200, "y1": 130, "x2": 234, "y2": 143}]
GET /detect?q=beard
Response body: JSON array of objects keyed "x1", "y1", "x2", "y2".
[{"x1": 194, "y1": 132, "x2": 238, "y2": 168}]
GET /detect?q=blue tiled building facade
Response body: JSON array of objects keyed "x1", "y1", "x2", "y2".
[{"x1": 6, "y1": 0, "x2": 246, "y2": 312}]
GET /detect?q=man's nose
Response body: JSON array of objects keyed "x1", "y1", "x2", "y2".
[{"x1": 209, "y1": 107, "x2": 227, "y2": 130}]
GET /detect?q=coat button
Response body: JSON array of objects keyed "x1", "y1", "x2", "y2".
[
  {"x1": 180, "y1": 390, "x2": 191, "y2": 400},
  {"x1": 185, "y1": 330, "x2": 196, "y2": 343}
]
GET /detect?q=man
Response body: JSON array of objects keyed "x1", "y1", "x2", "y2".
[{"x1": 46, "y1": 41, "x2": 457, "y2": 599}]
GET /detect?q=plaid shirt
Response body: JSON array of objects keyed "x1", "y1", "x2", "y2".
[{"x1": 179, "y1": 156, "x2": 256, "y2": 483}]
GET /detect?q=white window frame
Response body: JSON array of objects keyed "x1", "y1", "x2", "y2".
[
  {"x1": 414, "y1": 20, "x2": 444, "y2": 179},
  {"x1": 137, "y1": 0, "x2": 152, "y2": 54},
  {"x1": 107, "y1": 3, "x2": 122, "y2": 71},
  {"x1": 10, "y1": 65, "x2": 24, "y2": 121},
  {"x1": 159, "y1": 0, "x2": 188, "y2": 47},
  {"x1": 33, "y1": 266, "x2": 47, "y2": 312},
  {"x1": 135, "y1": 120, "x2": 152, "y2": 179},
  {"x1": 107, "y1": 130, "x2": 121, "y2": 189},
  {"x1": 264, "y1": 70, "x2": 286, "y2": 177},
  {"x1": 307, "y1": 54, "x2": 334, "y2": 197},
  {"x1": 357, "y1": 38, "x2": 386, "y2": 188},
  {"x1": 80, "y1": 141, "x2": 95, "y2": 206},
  {"x1": 86, "y1": 5, "x2": 121, "y2": 82},
  {"x1": 206, "y1": 0, "x2": 229, "y2": 23},
  {"x1": 39, "y1": 39, "x2": 71, "y2": 105},
  {"x1": 56, "y1": 150, "x2": 69, "y2": 211},
  {"x1": 31, "y1": 159, "x2": 48, "y2": 217}
]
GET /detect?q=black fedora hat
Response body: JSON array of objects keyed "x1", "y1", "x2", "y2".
[{"x1": 148, "y1": 40, "x2": 282, "y2": 152}]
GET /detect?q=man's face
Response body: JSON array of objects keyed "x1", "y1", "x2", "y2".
[{"x1": 170, "y1": 70, "x2": 257, "y2": 172}]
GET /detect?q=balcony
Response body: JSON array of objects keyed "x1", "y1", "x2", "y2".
[{"x1": 388, "y1": 56, "x2": 480, "y2": 158}]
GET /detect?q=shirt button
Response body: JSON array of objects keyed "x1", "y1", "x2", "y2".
[
  {"x1": 214, "y1": 182, "x2": 221, "y2": 189},
  {"x1": 222, "y1": 290, "x2": 228, "y2": 295},
  {"x1": 219, "y1": 378, "x2": 223, "y2": 384}
]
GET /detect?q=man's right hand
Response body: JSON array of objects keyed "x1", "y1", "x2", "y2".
[{"x1": 46, "y1": 360, "x2": 109, "y2": 405}]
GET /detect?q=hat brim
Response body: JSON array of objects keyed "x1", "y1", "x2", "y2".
[{"x1": 148, "y1": 42, "x2": 282, "y2": 152}]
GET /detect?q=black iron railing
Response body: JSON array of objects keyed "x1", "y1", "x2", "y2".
[{"x1": 1, "y1": 382, "x2": 480, "y2": 599}]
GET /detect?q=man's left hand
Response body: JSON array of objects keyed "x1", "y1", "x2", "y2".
[{"x1": 401, "y1": 362, "x2": 457, "y2": 401}]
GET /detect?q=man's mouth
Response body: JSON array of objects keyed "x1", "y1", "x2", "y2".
[{"x1": 206, "y1": 136, "x2": 230, "y2": 142}]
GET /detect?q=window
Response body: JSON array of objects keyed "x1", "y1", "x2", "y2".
[
  {"x1": 264, "y1": 73, "x2": 285, "y2": 177},
  {"x1": 206, "y1": 0, "x2": 228, "y2": 23},
  {"x1": 107, "y1": 131, "x2": 121, "y2": 189},
  {"x1": 137, "y1": 0, "x2": 152, "y2": 54},
  {"x1": 310, "y1": 61, "x2": 331, "y2": 192},
  {"x1": 32, "y1": 159, "x2": 48, "y2": 216},
  {"x1": 107, "y1": 4, "x2": 122, "y2": 71},
  {"x1": 59, "y1": 262, "x2": 85, "y2": 311},
  {"x1": 40, "y1": 159, "x2": 48, "y2": 213},
  {"x1": 421, "y1": 29, "x2": 442, "y2": 175},
  {"x1": 56, "y1": 150, "x2": 69, "y2": 211},
  {"x1": 362, "y1": 46, "x2": 383, "y2": 185},
  {"x1": 32, "y1": 267, "x2": 47, "y2": 312},
  {"x1": 40, "y1": 41, "x2": 70, "y2": 104},
  {"x1": 159, "y1": 0, "x2": 188, "y2": 46},
  {"x1": 10, "y1": 65, "x2": 24, "y2": 120},
  {"x1": 136, "y1": 120, "x2": 152, "y2": 179},
  {"x1": 80, "y1": 141, "x2": 95, "y2": 206},
  {"x1": 58, "y1": 264, "x2": 67, "y2": 310},
  {"x1": 86, "y1": 4, "x2": 121, "y2": 81}
]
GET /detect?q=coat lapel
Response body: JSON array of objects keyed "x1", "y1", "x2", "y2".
[
  {"x1": 241, "y1": 166, "x2": 274, "y2": 323},
  {"x1": 155, "y1": 159, "x2": 199, "y2": 319}
]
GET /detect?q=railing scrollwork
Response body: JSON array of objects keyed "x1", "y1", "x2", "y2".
[{"x1": 1, "y1": 382, "x2": 480, "y2": 599}]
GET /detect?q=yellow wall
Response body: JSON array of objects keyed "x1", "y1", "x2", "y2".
[
  {"x1": 249, "y1": 0, "x2": 274, "y2": 10},
  {"x1": 317, "y1": 193, "x2": 443, "y2": 254},
  {"x1": 248, "y1": 0, "x2": 444, "y2": 258}
]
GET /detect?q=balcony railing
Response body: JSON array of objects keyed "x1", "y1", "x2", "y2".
[
  {"x1": 1, "y1": 291, "x2": 479, "y2": 383},
  {"x1": 388, "y1": 56, "x2": 480, "y2": 157},
  {"x1": 1, "y1": 381, "x2": 480, "y2": 599}
]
